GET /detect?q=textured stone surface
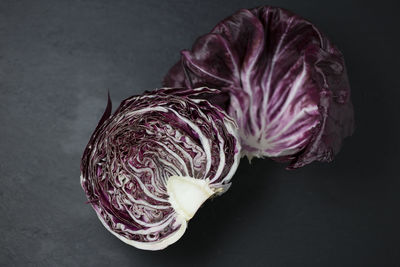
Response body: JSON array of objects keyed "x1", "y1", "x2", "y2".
[{"x1": 1, "y1": 0, "x2": 399, "y2": 266}]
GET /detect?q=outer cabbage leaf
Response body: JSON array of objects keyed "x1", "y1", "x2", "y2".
[
  {"x1": 164, "y1": 6, "x2": 354, "y2": 168},
  {"x1": 80, "y1": 89, "x2": 240, "y2": 250}
]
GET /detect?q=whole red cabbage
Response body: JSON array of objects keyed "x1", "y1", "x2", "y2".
[{"x1": 164, "y1": 6, "x2": 354, "y2": 168}]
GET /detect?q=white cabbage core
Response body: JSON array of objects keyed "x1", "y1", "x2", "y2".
[{"x1": 167, "y1": 175, "x2": 214, "y2": 221}]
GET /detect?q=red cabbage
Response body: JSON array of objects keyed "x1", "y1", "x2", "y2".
[
  {"x1": 164, "y1": 6, "x2": 354, "y2": 168},
  {"x1": 80, "y1": 89, "x2": 240, "y2": 250}
]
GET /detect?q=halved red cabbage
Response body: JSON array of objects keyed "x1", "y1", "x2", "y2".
[
  {"x1": 164, "y1": 6, "x2": 354, "y2": 168},
  {"x1": 80, "y1": 89, "x2": 240, "y2": 250}
]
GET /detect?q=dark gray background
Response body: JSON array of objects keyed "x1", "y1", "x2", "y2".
[{"x1": 1, "y1": 0, "x2": 399, "y2": 266}]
